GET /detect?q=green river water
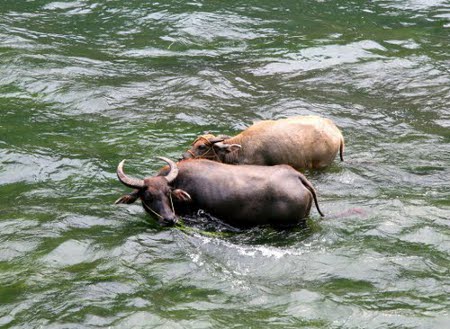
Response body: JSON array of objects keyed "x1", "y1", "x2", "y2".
[{"x1": 0, "y1": 0, "x2": 449, "y2": 328}]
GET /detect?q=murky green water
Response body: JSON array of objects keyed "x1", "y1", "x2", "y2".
[{"x1": 1, "y1": 0, "x2": 449, "y2": 328}]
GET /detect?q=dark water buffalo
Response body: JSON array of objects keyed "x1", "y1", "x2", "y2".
[
  {"x1": 115, "y1": 157, "x2": 324, "y2": 227},
  {"x1": 182, "y1": 115, "x2": 344, "y2": 170}
]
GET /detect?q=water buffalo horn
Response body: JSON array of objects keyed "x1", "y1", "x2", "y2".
[
  {"x1": 157, "y1": 157, "x2": 179, "y2": 183},
  {"x1": 117, "y1": 160, "x2": 145, "y2": 189},
  {"x1": 209, "y1": 137, "x2": 225, "y2": 144}
]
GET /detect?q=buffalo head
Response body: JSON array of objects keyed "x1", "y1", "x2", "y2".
[
  {"x1": 182, "y1": 134, "x2": 241, "y2": 162},
  {"x1": 116, "y1": 157, "x2": 191, "y2": 225}
]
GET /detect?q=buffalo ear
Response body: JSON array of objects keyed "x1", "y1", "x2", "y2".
[
  {"x1": 214, "y1": 142, "x2": 241, "y2": 153},
  {"x1": 172, "y1": 189, "x2": 192, "y2": 202},
  {"x1": 115, "y1": 192, "x2": 139, "y2": 204}
]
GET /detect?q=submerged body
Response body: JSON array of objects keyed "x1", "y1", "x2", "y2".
[
  {"x1": 183, "y1": 115, "x2": 344, "y2": 170},
  {"x1": 115, "y1": 158, "x2": 323, "y2": 227}
]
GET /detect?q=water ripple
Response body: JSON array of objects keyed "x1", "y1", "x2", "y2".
[{"x1": 1, "y1": 0, "x2": 449, "y2": 327}]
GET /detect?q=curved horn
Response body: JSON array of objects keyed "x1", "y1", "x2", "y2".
[
  {"x1": 157, "y1": 157, "x2": 179, "y2": 183},
  {"x1": 117, "y1": 160, "x2": 145, "y2": 189},
  {"x1": 209, "y1": 137, "x2": 225, "y2": 144}
]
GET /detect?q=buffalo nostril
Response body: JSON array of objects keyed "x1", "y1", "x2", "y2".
[{"x1": 162, "y1": 217, "x2": 177, "y2": 226}]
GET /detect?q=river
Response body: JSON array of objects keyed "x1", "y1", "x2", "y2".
[{"x1": 0, "y1": 0, "x2": 449, "y2": 328}]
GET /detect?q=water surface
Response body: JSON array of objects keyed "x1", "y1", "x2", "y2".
[{"x1": 0, "y1": 0, "x2": 449, "y2": 328}]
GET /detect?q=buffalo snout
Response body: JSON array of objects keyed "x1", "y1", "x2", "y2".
[
  {"x1": 182, "y1": 152, "x2": 193, "y2": 160},
  {"x1": 160, "y1": 216, "x2": 178, "y2": 226}
]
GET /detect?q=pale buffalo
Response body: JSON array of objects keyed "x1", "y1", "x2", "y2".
[{"x1": 182, "y1": 115, "x2": 344, "y2": 170}]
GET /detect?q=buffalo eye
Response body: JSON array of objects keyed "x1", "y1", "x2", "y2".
[
  {"x1": 143, "y1": 191, "x2": 153, "y2": 201},
  {"x1": 198, "y1": 144, "x2": 207, "y2": 150}
]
